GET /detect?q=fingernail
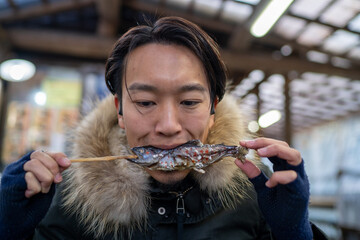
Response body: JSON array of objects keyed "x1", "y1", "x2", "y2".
[
  {"x1": 234, "y1": 159, "x2": 243, "y2": 165},
  {"x1": 25, "y1": 190, "x2": 34, "y2": 198},
  {"x1": 63, "y1": 158, "x2": 71, "y2": 165},
  {"x1": 265, "y1": 181, "x2": 271, "y2": 188},
  {"x1": 258, "y1": 148, "x2": 267, "y2": 155},
  {"x1": 55, "y1": 173, "x2": 63, "y2": 183}
]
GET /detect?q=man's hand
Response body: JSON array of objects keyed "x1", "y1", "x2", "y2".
[
  {"x1": 236, "y1": 138, "x2": 301, "y2": 186},
  {"x1": 24, "y1": 150, "x2": 71, "y2": 198},
  {"x1": 0, "y1": 151, "x2": 71, "y2": 240},
  {"x1": 235, "y1": 137, "x2": 313, "y2": 240}
]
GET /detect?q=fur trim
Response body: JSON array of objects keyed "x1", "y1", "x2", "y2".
[
  {"x1": 62, "y1": 94, "x2": 260, "y2": 237},
  {"x1": 192, "y1": 95, "x2": 256, "y2": 209}
]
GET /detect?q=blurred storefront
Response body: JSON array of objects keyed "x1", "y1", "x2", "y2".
[{"x1": 0, "y1": 62, "x2": 108, "y2": 169}]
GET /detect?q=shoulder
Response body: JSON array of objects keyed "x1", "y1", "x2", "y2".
[{"x1": 34, "y1": 185, "x2": 85, "y2": 239}]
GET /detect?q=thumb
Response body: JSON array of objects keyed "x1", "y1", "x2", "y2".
[
  {"x1": 265, "y1": 170, "x2": 298, "y2": 188},
  {"x1": 235, "y1": 159, "x2": 261, "y2": 178}
]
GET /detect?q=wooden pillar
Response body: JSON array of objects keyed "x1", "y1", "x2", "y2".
[
  {"x1": 0, "y1": 27, "x2": 12, "y2": 170},
  {"x1": 284, "y1": 74, "x2": 292, "y2": 146},
  {"x1": 96, "y1": 0, "x2": 121, "y2": 38},
  {"x1": 254, "y1": 80, "x2": 263, "y2": 137},
  {"x1": 0, "y1": 79, "x2": 9, "y2": 170}
]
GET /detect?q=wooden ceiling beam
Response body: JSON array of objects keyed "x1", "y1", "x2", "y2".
[
  {"x1": 0, "y1": 0, "x2": 95, "y2": 23},
  {"x1": 7, "y1": 28, "x2": 115, "y2": 59},
  {"x1": 96, "y1": 0, "x2": 121, "y2": 38},
  {"x1": 227, "y1": 26, "x2": 252, "y2": 51},
  {"x1": 260, "y1": 33, "x2": 360, "y2": 65},
  {"x1": 122, "y1": 0, "x2": 234, "y2": 33},
  {"x1": 6, "y1": 0, "x2": 18, "y2": 10},
  {"x1": 6, "y1": 28, "x2": 360, "y2": 80},
  {"x1": 287, "y1": 12, "x2": 359, "y2": 36},
  {"x1": 220, "y1": 49, "x2": 360, "y2": 80}
]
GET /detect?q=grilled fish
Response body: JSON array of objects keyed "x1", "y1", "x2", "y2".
[{"x1": 129, "y1": 140, "x2": 248, "y2": 172}]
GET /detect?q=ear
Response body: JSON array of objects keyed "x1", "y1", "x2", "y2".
[
  {"x1": 210, "y1": 97, "x2": 218, "y2": 115},
  {"x1": 214, "y1": 97, "x2": 218, "y2": 109},
  {"x1": 114, "y1": 95, "x2": 125, "y2": 129}
]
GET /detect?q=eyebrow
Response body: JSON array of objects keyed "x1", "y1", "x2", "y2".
[
  {"x1": 128, "y1": 83, "x2": 157, "y2": 92},
  {"x1": 179, "y1": 84, "x2": 207, "y2": 93},
  {"x1": 128, "y1": 82, "x2": 208, "y2": 94}
]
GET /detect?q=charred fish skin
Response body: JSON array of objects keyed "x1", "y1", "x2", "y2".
[
  {"x1": 129, "y1": 140, "x2": 202, "y2": 167},
  {"x1": 129, "y1": 146, "x2": 162, "y2": 166},
  {"x1": 128, "y1": 140, "x2": 248, "y2": 170}
]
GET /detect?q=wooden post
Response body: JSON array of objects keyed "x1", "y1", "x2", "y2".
[
  {"x1": 0, "y1": 79, "x2": 9, "y2": 170},
  {"x1": 284, "y1": 74, "x2": 292, "y2": 146}
]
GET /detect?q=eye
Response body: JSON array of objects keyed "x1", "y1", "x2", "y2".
[
  {"x1": 181, "y1": 100, "x2": 200, "y2": 107},
  {"x1": 135, "y1": 101, "x2": 155, "y2": 107}
]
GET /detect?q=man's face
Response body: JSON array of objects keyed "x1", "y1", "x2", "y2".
[{"x1": 115, "y1": 43, "x2": 215, "y2": 184}]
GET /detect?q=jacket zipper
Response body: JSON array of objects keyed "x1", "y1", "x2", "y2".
[
  {"x1": 176, "y1": 193, "x2": 185, "y2": 240},
  {"x1": 169, "y1": 186, "x2": 193, "y2": 240}
]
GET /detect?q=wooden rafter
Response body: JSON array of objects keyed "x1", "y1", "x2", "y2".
[
  {"x1": 122, "y1": 0, "x2": 234, "y2": 33},
  {"x1": 6, "y1": 0, "x2": 18, "y2": 10},
  {"x1": 287, "y1": 11, "x2": 359, "y2": 35},
  {"x1": 220, "y1": 49, "x2": 360, "y2": 80},
  {"x1": 96, "y1": 0, "x2": 122, "y2": 38},
  {"x1": 0, "y1": 0, "x2": 95, "y2": 22},
  {"x1": 6, "y1": 28, "x2": 360, "y2": 80},
  {"x1": 6, "y1": 29, "x2": 115, "y2": 59},
  {"x1": 260, "y1": 33, "x2": 360, "y2": 66}
]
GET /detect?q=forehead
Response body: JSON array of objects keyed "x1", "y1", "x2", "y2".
[{"x1": 124, "y1": 43, "x2": 208, "y2": 88}]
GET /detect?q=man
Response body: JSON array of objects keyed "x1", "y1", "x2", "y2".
[{"x1": 0, "y1": 16, "x2": 326, "y2": 239}]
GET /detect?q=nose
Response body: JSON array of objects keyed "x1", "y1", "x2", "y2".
[{"x1": 155, "y1": 102, "x2": 182, "y2": 136}]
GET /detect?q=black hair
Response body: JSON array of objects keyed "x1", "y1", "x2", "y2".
[{"x1": 105, "y1": 16, "x2": 227, "y2": 115}]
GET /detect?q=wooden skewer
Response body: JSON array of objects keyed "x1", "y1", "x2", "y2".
[{"x1": 71, "y1": 155, "x2": 138, "y2": 163}]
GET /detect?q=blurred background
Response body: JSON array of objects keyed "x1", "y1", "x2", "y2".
[{"x1": 0, "y1": 0, "x2": 359, "y2": 239}]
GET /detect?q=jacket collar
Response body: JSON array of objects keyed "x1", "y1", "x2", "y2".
[{"x1": 62, "y1": 94, "x2": 256, "y2": 238}]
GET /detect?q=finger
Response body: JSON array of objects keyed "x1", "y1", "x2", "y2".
[
  {"x1": 45, "y1": 152, "x2": 71, "y2": 183},
  {"x1": 235, "y1": 159, "x2": 261, "y2": 178},
  {"x1": 30, "y1": 151, "x2": 71, "y2": 183},
  {"x1": 240, "y1": 137, "x2": 289, "y2": 150},
  {"x1": 257, "y1": 144, "x2": 302, "y2": 166},
  {"x1": 30, "y1": 150, "x2": 61, "y2": 177},
  {"x1": 47, "y1": 152, "x2": 71, "y2": 171},
  {"x1": 23, "y1": 159, "x2": 54, "y2": 194},
  {"x1": 24, "y1": 172, "x2": 42, "y2": 198},
  {"x1": 265, "y1": 170, "x2": 298, "y2": 188}
]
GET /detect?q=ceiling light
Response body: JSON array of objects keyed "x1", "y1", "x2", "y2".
[
  {"x1": 275, "y1": 16, "x2": 306, "y2": 39},
  {"x1": 0, "y1": 59, "x2": 36, "y2": 82},
  {"x1": 248, "y1": 121, "x2": 260, "y2": 133},
  {"x1": 34, "y1": 91, "x2": 47, "y2": 106},
  {"x1": 249, "y1": 69, "x2": 265, "y2": 82},
  {"x1": 250, "y1": 0, "x2": 294, "y2": 38},
  {"x1": 323, "y1": 30, "x2": 359, "y2": 55},
  {"x1": 306, "y1": 51, "x2": 329, "y2": 64},
  {"x1": 221, "y1": 1, "x2": 253, "y2": 23},
  {"x1": 235, "y1": 0, "x2": 261, "y2": 5},
  {"x1": 280, "y1": 45, "x2": 293, "y2": 56},
  {"x1": 348, "y1": 13, "x2": 360, "y2": 33},
  {"x1": 258, "y1": 110, "x2": 282, "y2": 128},
  {"x1": 297, "y1": 23, "x2": 332, "y2": 46},
  {"x1": 331, "y1": 57, "x2": 352, "y2": 69}
]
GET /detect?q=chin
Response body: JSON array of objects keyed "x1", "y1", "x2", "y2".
[{"x1": 146, "y1": 169, "x2": 191, "y2": 185}]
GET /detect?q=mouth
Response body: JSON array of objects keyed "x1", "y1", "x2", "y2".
[{"x1": 150, "y1": 143, "x2": 186, "y2": 150}]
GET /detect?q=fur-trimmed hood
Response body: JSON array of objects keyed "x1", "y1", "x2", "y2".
[{"x1": 62, "y1": 94, "x2": 258, "y2": 237}]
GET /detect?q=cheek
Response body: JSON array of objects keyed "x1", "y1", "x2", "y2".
[
  {"x1": 184, "y1": 113, "x2": 213, "y2": 139},
  {"x1": 121, "y1": 112, "x2": 152, "y2": 146}
]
